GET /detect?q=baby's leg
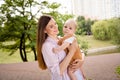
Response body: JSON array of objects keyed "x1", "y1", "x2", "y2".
[
  {"x1": 80, "y1": 67, "x2": 86, "y2": 80},
  {"x1": 74, "y1": 69, "x2": 84, "y2": 80}
]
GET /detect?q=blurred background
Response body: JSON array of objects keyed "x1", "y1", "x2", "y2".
[{"x1": 0, "y1": 0, "x2": 120, "y2": 63}]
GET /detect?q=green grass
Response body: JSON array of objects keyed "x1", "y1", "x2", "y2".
[
  {"x1": 77, "y1": 35, "x2": 114, "y2": 49},
  {"x1": 116, "y1": 66, "x2": 120, "y2": 78},
  {"x1": 0, "y1": 35, "x2": 117, "y2": 64},
  {"x1": 0, "y1": 49, "x2": 35, "y2": 64},
  {"x1": 0, "y1": 50, "x2": 22, "y2": 63}
]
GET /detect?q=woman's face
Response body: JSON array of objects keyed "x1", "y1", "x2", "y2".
[{"x1": 44, "y1": 18, "x2": 59, "y2": 37}]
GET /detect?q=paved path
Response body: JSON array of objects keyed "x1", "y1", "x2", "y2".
[
  {"x1": 83, "y1": 53, "x2": 120, "y2": 80},
  {"x1": 0, "y1": 53, "x2": 120, "y2": 80}
]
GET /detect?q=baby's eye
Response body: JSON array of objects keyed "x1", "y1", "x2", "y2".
[
  {"x1": 64, "y1": 26, "x2": 67, "y2": 28},
  {"x1": 55, "y1": 22, "x2": 57, "y2": 25}
]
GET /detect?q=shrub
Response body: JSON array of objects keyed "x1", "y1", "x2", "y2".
[
  {"x1": 91, "y1": 20, "x2": 110, "y2": 40},
  {"x1": 116, "y1": 66, "x2": 120, "y2": 77},
  {"x1": 76, "y1": 36, "x2": 89, "y2": 55},
  {"x1": 108, "y1": 18, "x2": 120, "y2": 45}
]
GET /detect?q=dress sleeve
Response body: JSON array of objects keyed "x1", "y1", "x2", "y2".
[
  {"x1": 64, "y1": 36, "x2": 75, "y2": 43},
  {"x1": 42, "y1": 42, "x2": 62, "y2": 79}
]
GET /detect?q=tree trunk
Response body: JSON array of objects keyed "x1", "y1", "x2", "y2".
[
  {"x1": 19, "y1": 33, "x2": 28, "y2": 62},
  {"x1": 32, "y1": 47, "x2": 37, "y2": 60}
]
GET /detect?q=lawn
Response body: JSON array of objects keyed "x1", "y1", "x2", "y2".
[
  {"x1": 0, "y1": 35, "x2": 116, "y2": 64},
  {"x1": 0, "y1": 49, "x2": 35, "y2": 64},
  {"x1": 77, "y1": 35, "x2": 114, "y2": 49}
]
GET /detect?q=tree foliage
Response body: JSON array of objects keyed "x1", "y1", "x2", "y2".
[
  {"x1": 91, "y1": 20, "x2": 111, "y2": 40},
  {"x1": 0, "y1": 0, "x2": 42, "y2": 61},
  {"x1": 108, "y1": 18, "x2": 120, "y2": 45},
  {"x1": 0, "y1": 0, "x2": 73, "y2": 62},
  {"x1": 91, "y1": 18, "x2": 120, "y2": 50},
  {"x1": 76, "y1": 16, "x2": 95, "y2": 35}
]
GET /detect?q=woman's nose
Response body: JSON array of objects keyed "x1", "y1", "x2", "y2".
[{"x1": 54, "y1": 25, "x2": 58, "y2": 29}]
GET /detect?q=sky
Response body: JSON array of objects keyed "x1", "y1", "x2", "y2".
[
  {"x1": 46, "y1": 0, "x2": 72, "y2": 14},
  {"x1": 0, "y1": 0, "x2": 72, "y2": 15}
]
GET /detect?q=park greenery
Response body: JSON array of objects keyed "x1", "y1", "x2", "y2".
[
  {"x1": 0, "y1": 0, "x2": 120, "y2": 63},
  {"x1": 91, "y1": 18, "x2": 120, "y2": 47},
  {"x1": 0, "y1": 0, "x2": 73, "y2": 62},
  {"x1": 76, "y1": 16, "x2": 96, "y2": 35},
  {"x1": 116, "y1": 66, "x2": 120, "y2": 77},
  {"x1": 0, "y1": 35, "x2": 115, "y2": 63}
]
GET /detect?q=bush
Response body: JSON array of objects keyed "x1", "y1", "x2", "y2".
[
  {"x1": 116, "y1": 66, "x2": 120, "y2": 77},
  {"x1": 108, "y1": 18, "x2": 120, "y2": 45},
  {"x1": 91, "y1": 20, "x2": 110, "y2": 40},
  {"x1": 76, "y1": 36, "x2": 89, "y2": 55}
]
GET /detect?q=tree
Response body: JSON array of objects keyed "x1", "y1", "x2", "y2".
[
  {"x1": 76, "y1": 16, "x2": 95, "y2": 35},
  {"x1": 0, "y1": 0, "x2": 73, "y2": 62},
  {"x1": 0, "y1": 0, "x2": 42, "y2": 62}
]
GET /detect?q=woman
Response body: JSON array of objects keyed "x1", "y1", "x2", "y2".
[{"x1": 36, "y1": 15, "x2": 83, "y2": 80}]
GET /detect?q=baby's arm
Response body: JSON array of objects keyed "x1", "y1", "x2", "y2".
[
  {"x1": 53, "y1": 36, "x2": 75, "y2": 53},
  {"x1": 53, "y1": 42, "x2": 70, "y2": 53}
]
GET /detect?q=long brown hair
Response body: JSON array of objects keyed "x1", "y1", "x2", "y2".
[{"x1": 36, "y1": 15, "x2": 52, "y2": 70}]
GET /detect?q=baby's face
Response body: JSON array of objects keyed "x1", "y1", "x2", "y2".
[{"x1": 63, "y1": 22, "x2": 76, "y2": 35}]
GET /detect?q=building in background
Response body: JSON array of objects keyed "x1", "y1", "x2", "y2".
[
  {"x1": 1, "y1": 0, "x2": 119, "y2": 20},
  {"x1": 72, "y1": 0, "x2": 120, "y2": 20}
]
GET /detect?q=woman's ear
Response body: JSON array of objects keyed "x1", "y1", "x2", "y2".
[{"x1": 44, "y1": 30, "x2": 47, "y2": 33}]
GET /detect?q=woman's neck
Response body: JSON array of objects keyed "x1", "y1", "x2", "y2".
[{"x1": 48, "y1": 35, "x2": 58, "y2": 41}]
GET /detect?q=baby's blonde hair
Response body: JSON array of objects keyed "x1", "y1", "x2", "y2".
[{"x1": 64, "y1": 19, "x2": 77, "y2": 29}]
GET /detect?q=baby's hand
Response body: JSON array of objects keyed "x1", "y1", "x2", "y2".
[{"x1": 52, "y1": 48, "x2": 58, "y2": 54}]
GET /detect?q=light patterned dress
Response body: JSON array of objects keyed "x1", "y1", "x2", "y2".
[
  {"x1": 42, "y1": 36, "x2": 84, "y2": 80},
  {"x1": 42, "y1": 36, "x2": 70, "y2": 80}
]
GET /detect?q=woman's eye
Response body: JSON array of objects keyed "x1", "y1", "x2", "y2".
[
  {"x1": 69, "y1": 27, "x2": 72, "y2": 30},
  {"x1": 50, "y1": 26, "x2": 53, "y2": 28}
]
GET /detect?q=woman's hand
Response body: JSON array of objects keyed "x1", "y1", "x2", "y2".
[{"x1": 69, "y1": 59, "x2": 84, "y2": 72}]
